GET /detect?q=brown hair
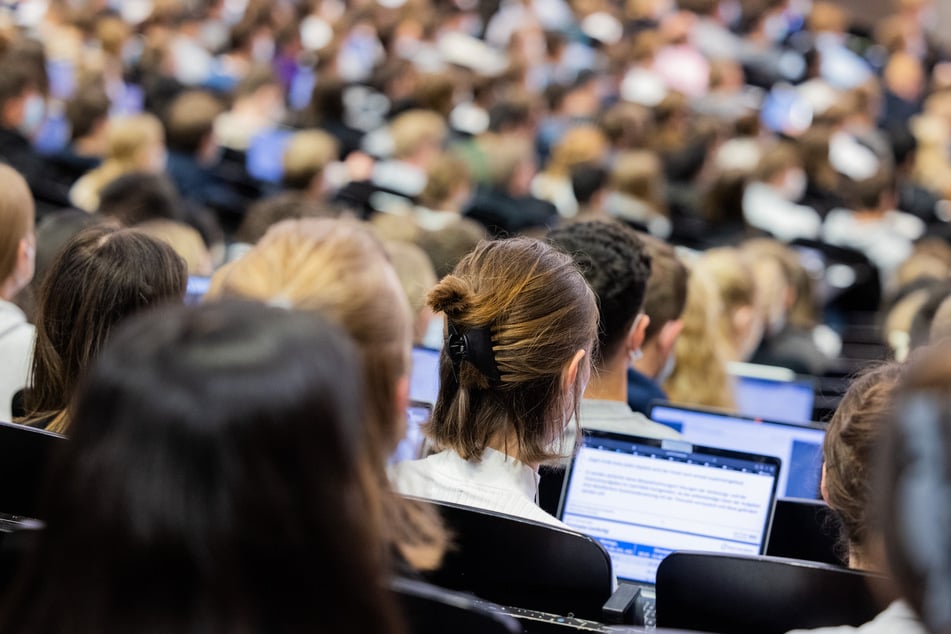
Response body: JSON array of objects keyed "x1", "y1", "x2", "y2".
[
  {"x1": 0, "y1": 165, "x2": 34, "y2": 284},
  {"x1": 609, "y1": 150, "x2": 668, "y2": 214},
  {"x1": 823, "y1": 362, "x2": 904, "y2": 564},
  {"x1": 638, "y1": 233, "x2": 688, "y2": 343},
  {"x1": 164, "y1": 90, "x2": 223, "y2": 154},
  {"x1": 418, "y1": 153, "x2": 470, "y2": 210},
  {"x1": 207, "y1": 219, "x2": 447, "y2": 570},
  {"x1": 426, "y1": 237, "x2": 598, "y2": 465},
  {"x1": 22, "y1": 226, "x2": 187, "y2": 433}
]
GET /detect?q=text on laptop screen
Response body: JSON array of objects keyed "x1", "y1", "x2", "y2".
[
  {"x1": 650, "y1": 404, "x2": 825, "y2": 499},
  {"x1": 732, "y1": 375, "x2": 815, "y2": 423},
  {"x1": 559, "y1": 433, "x2": 780, "y2": 585}
]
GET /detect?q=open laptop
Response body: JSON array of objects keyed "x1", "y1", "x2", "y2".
[
  {"x1": 649, "y1": 403, "x2": 826, "y2": 499},
  {"x1": 557, "y1": 431, "x2": 781, "y2": 591},
  {"x1": 390, "y1": 400, "x2": 433, "y2": 465},
  {"x1": 728, "y1": 362, "x2": 817, "y2": 424},
  {"x1": 410, "y1": 346, "x2": 441, "y2": 406}
]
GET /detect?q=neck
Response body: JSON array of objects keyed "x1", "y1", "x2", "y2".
[
  {"x1": 0, "y1": 276, "x2": 20, "y2": 302},
  {"x1": 584, "y1": 355, "x2": 628, "y2": 402},
  {"x1": 635, "y1": 342, "x2": 663, "y2": 380},
  {"x1": 487, "y1": 430, "x2": 537, "y2": 470}
]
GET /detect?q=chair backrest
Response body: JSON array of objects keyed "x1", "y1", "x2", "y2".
[
  {"x1": 655, "y1": 552, "x2": 891, "y2": 634},
  {"x1": 392, "y1": 576, "x2": 523, "y2": 634},
  {"x1": 0, "y1": 420, "x2": 65, "y2": 519},
  {"x1": 418, "y1": 498, "x2": 614, "y2": 621},
  {"x1": 766, "y1": 498, "x2": 843, "y2": 566}
]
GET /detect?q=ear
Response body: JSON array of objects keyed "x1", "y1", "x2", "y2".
[
  {"x1": 820, "y1": 462, "x2": 830, "y2": 505},
  {"x1": 563, "y1": 349, "x2": 587, "y2": 391},
  {"x1": 733, "y1": 304, "x2": 754, "y2": 336},
  {"x1": 395, "y1": 374, "x2": 410, "y2": 416},
  {"x1": 16, "y1": 235, "x2": 35, "y2": 287},
  {"x1": 627, "y1": 314, "x2": 651, "y2": 355},
  {"x1": 658, "y1": 319, "x2": 684, "y2": 354}
]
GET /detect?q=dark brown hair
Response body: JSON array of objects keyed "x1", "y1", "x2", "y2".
[
  {"x1": 638, "y1": 233, "x2": 689, "y2": 343},
  {"x1": 427, "y1": 237, "x2": 598, "y2": 464},
  {"x1": 21, "y1": 226, "x2": 187, "y2": 433}
]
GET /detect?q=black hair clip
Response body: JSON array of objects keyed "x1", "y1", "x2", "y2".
[{"x1": 446, "y1": 321, "x2": 502, "y2": 385}]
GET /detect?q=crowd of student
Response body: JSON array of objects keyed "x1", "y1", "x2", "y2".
[{"x1": 0, "y1": 0, "x2": 950, "y2": 630}]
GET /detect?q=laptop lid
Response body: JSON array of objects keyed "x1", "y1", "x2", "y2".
[
  {"x1": 557, "y1": 431, "x2": 781, "y2": 586},
  {"x1": 730, "y1": 373, "x2": 816, "y2": 424},
  {"x1": 649, "y1": 403, "x2": 826, "y2": 499}
]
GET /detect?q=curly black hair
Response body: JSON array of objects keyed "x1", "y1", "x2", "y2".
[{"x1": 548, "y1": 220, "x2": 652, "y2": 366}]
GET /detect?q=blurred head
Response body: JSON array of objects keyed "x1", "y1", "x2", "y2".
[
  {"x1": 637, "y1": 233, "x2": 688, "y2": 376},
  {"x1": 1, "y1": 301, "x2": 403, "y2": 634},
  {"x1": 821, "y1": 362, "x2": 904, "y2": 569},
  {"x1": 136, "y1": 220, "x2": 213, "y2": 277},
  {"x1": 385, "y1": 240, "x2": 438, "y2": 347},
  {"x1": 236, "y1": 194, "x2": 342, "y2": 246},
  {"x1": 427, "y1": 237, "x2": 598, "y2": 465},
  {"x1": 282, "y1": 130, "x2": 339, "y2": 192},
  {"x1": 609, "y1": 150, "x2": 668, "y2": 214},
  {"x1": 418, "y1": 153, "x2": 471, "y2": 212},
  {"x1": 24, "y1": 226, "x2": 187, "y2": 433},
  {"x1": 104, "y1": 114, "x2": 166, "y2": 173},
  {"x1": 164, "y1": 90, "x2": 224, "y2": 158},
  {"x1": 878, "y1": 342, "x2": 951, "y2": 634},
  {"x1": 65, "y1": 83, "x2": 111, "y2": 144},
  {"x1": 548, "y1": 221, "x2": 652, "y2": 370},
  {"x1": 389, "y1": 109, "x2": 447, "y2": 166},
  {"x1": 699, "y1": 247, "x2": 763, "y2": 361},
  {"x1": 0, "y1": 165, "x2": 36, "y2": 300},
  {"x1": 545, "y1": 126, "x2": 609, "y2": 177},
  {"x1": 96, "y1": 172, "x2": 186, "y2": 225}
]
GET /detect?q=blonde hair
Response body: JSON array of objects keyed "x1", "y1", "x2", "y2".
[
  {"x1": 390, "y1": 109, "x2": 447, "y2": 160},
  {"x1": 282, "y1": 130, "x2": 339, "y2": 190},
  {"x1": 70, "y1": 114, "x2": 165, "y2": 211},
  {"x1": 0, "y1": 165, "x2": 34, "y2": 284},
  {"x1": 609, "y1": 150, "x2": 667, "y2": 213},
  {"x1": 545, "y1": 126, "x2": 608, "y2": 177},
  {"x1": 207, "y1": 218, "x2": 446, "y2": 570},
  {"x1": 664, "y1": 264, "x2": 735, "y2": 410},
  {"x1": 136, "y1": 219, "x2": 212, "y2": 276},
  {"x1": 385, "y1": 240, "x2": 438, "y2": 346},
  {"x1": 700, "y1": 247, "x2": 758, "y2": 359},
  {"x1": 427, "y1": 238, "x2": 598, "y2": 465}
]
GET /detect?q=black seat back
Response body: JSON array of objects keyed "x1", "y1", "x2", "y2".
[
  {"x1": 0, "y1": 420, "x2": 65, "y2": 519},
  {"x1": 393, "y1": 576, "x2": 523, "y2": 634},
  {"x1": 419, "y1": 499, "x2": 614, "y2": 621},
  {"x1": 766, "y1": 498, "x2": 842, "y2": 566},
  {"x1": 656, "y1": 552, "x2": 890, "y2": 634}
]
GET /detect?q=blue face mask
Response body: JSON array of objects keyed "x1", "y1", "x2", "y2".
[{"x1": 19, "y1": 95, "x2": 45, "y2": 138}]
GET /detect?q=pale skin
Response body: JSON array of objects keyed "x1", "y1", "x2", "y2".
[
  {"x1": 0, "y1": 235, "x2": 35, "y2": 302},
  {"x1": 633, "y1": 319, "x2": 683, "y2": 380},
  {"x1": 585, "y1": 314, "x2": 651, "y2": 402}
]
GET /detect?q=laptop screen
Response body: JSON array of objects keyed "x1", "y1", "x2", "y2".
[
  {"x1": 558, "y1": 432, "x2": 780, "y2": 585},
  {"x1": 649, "y1": 403, "x2": 825, "y2": 499},
  {"x1": 733, "y1": 375, "x2": 816, "y2": 424},
  {"x1": 410, "y1": 346, "x2": 441, "y2": 406}
]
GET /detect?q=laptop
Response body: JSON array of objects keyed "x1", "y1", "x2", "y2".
[
  {"x1": 557, "y1": 431, "x2": 781, "y2": 591},
  {"x1": 184, "y1": 275, "x2": 211, "y2": 306},
  {"x1": 649, "y1": 403, "x2": 826, "y2": 499},
  {"x1": 390, "y1": 400, "x2": 433, "y2": 465},
  {"x1": 728, "y1": 362, "x2": 816, "y2": 424}
]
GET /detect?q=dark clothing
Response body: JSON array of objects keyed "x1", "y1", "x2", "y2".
[
  {"x1": 627, "y1": 367, "x2": 667, "y2": 417},
  {"x1": 751, "y1": 326, "x2": 832, "y2": 377},
  {"x1": 167, "y1": 150, "x2": 259, "y2": 236},
  {"x1": 0, "y1": 127, "x2": 71, "y2": 217},
  {"x1": 463, "y1": 187, "x2": 558, "y2": 237},
  {"x1": 45, "y1": 148, "x2": 100, "y2": 189}
]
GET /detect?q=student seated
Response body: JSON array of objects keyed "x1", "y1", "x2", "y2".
[
  {"x1": 0, "y1": 301, "x2": 404, "y2": 633},
  {"x1": 0, "y1": 166, "x2": 36, "y2": 422},
  {"x1": 787, "y1": 361, "x2": 920, "y2": 634},
  {"x1": 548, "y1": 221, "x2": 680, "y2": 446},
  {"x1": 16, "y1": 226, "x2": 187, "y2": 433},
  {"x1": 390, "y1": 237, "x2": 598, "y2": 527}
]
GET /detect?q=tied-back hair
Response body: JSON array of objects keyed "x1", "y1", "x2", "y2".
[
  {"x1": 21, "y1": 226, "x2": 187, "y2": 434},
  {"x1": 0, "y1": 301, "x2": 405, "y2": 634},
  {"x1": 208, "y1": 218, "x2": 448, "y2": 570},
  {"x1": 427, "y1": 237, "x2": 598, "y2": 465}
]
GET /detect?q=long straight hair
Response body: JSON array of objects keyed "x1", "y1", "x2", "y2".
[{"x1": 21, "y1": 225, "x2": 187, "y2": 433}]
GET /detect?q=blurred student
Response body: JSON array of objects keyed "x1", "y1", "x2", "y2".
[
  {"x1": 0, "y1": 301, "x2": 405, "y2": 634},
  {"x1": 391, "y1": 237, "x2": 598, "y2": 527},
  {"x1": 0, "y1": 166, "x2": 36, "y2": 421}
]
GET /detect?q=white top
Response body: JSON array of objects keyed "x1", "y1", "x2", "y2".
[
  {"x1": 786, "y1": 600, "x2": 926, "y2": 634},
  {"x1": 742, "y1": 182, "x2": 822, "y2": 242},
  {"x1": 389, "y1": 447, "x2": 569, "y2": 529},
  {"x1": 557, "y1": 399, "x2": 682, "y2": 460},
  {"x1": 822, "y1": 208, "x2": 925, "y2": 279},
  {"x1": 0, "y1": 300, "x2": 34, "y2": 421}
]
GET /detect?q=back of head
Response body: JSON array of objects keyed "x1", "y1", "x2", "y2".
[
  {"x1": 699, "y1": 247, "x2": 760, "y2": 359},
  {"x1": 281, "y1": 130, "x2": 339, "y2": 190},
  {"x1": 136, "y1": 219, "x2": 212, "y2": 276},
  {"x1": 236, "y1": 193, "x2": 341, "y2": 245},
  {"x1": 163, "y1": 89, "x2": 223, "y2": 154},
  {"x1": 548, "y1": 221, "x2": 651, "y2": 368},
  {"x1": 25, "y1": 225, "x2": 187, "y2": 432},
  {"x1": 1, "y1": 300, "x2": 403, "y2": 634},
  {"x1": 878, "y1": 342, "x2": 951, "y2": 634},
  {"x1": 208, "y1": 218, "x2": 445, "y2": 569},
  {"x1": 105, "y1": 114, "x2": 164, "y2": 165},
  {"x1": 546, "y1": 126, "x2": 608, "y2": 176},
  {"x1": 639, "y1": 233, "x2": 688, "y2": 344},
  {"x1": 415, "y1": 218, "x2": 485, "y2": 279},
  {"x1": 390, "y1": 109, "x2": 447, "y2": 161},
  {"x1": 609, "y1": 150, "x2": 666, "y2": 211},
  {"x1": 822, "y1": 362, "x2": 904, "y2": 566},
  {"x1": 65, "y1": 82, "x2": 111, "y2": 143},
  {"x1": 0, "y1": 164, "x2": 35, "y2": 287},
  {"x1": 427, "y1": 237, "x2": 598, "y2": 464},
  {"x1": 96, "y1": 172, "x2": 185, "y2": 225}
]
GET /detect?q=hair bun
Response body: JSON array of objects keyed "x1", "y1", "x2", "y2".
[{"x1": 427, "y1": 275, "x2": 473, "y2": 318}]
